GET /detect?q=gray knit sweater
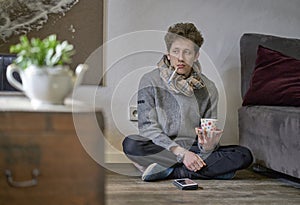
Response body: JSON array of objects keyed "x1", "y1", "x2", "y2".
[{"x1": 137, "y1": 68, "x2": 218, "y2": 151}]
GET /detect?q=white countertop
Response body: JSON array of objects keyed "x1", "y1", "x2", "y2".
[{"x1": 0, "y1": 93, "x2": 98, "y2": 113}]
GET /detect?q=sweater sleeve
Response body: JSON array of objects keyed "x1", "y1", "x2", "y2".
[
  {"x1": 198, "y1": 76, "x2": 220, "y2": 157},
  {"x1": 207, "y1": 84, "x2": 218, "y2": 119},
  {"x1": 202, "y1": 76, "x2": 219, "y2": 119},
  {"x1": 137, "y1": 75, "x2": 178, "y2": 150}
]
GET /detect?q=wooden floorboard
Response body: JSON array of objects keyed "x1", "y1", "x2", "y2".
[{"x1": 105, "y1": 164, "x2": 300, "y2": 205}]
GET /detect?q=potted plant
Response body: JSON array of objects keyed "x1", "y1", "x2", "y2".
[{"x1": 6, "y1": 34, "x2": 88, "y2": 106}]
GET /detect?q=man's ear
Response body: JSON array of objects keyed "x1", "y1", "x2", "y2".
[
  {"x1": 167, "y1": 53, "x2": 171, "y2": 60},
  {"x1": 194, "y1": 52, "x2": 200, "y2": 62}
]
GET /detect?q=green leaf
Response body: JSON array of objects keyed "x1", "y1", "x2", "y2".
[{"x1": 9, "y1": 34, "x2": 75, "y2": 69}]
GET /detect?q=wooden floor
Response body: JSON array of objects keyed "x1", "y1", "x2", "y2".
[{"x1": 105, "y1": 164, "x2": 300, "y2": 205}]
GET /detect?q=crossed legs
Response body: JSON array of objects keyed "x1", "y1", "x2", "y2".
[{"x1": 123, "y1": 134, "x2": 253, "y2": 179}]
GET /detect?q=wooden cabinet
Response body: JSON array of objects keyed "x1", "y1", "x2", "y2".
[{"x1": 0, "y1": 96, "x2": 105, "y2": 205}]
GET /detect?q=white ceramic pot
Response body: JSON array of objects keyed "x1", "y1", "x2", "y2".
[{"x1": 6, "y1": 64, "x2": 88, "y2": 105}]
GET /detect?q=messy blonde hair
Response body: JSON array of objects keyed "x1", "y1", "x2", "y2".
[{"x1": 164, "y1": 22, "x2": 204, "y2": 52}]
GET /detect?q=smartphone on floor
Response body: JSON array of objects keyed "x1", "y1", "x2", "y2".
[{"x1": 173, "y1": 178, "x2": 199, "y2": 190}]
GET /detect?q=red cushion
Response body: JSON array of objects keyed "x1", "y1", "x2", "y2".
[{"x1": 242, "y1": 45, "x2": 300, "y2": 106}]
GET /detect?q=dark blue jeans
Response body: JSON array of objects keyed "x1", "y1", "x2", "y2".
[{"x1": 123, "y1": 134, "x2": 253, "y2": 179}]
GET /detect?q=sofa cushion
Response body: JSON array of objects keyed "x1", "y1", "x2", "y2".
[
  {"x1": 242, "y1": 45, "x2": 300, "y2": 106},
  {"x1": 240, "y1": 33, "x2": 300, "y2": 98}
]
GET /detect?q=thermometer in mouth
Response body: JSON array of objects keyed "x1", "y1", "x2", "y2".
[{"x1": 168, "y1": 67, "x2": 178, "y2": 84}]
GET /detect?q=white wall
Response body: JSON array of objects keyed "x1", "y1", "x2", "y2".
[{"x1": 76, "y1": 0, "x2": 300, "y2": 163}]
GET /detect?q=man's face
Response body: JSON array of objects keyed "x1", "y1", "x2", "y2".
[{"x1": 167, "y1": 38, "x2": 199, "y2": 77}]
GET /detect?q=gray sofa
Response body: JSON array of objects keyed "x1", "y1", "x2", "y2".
[{"x1": 238, "y1": 33, "x2": 300, "y2": 179}]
